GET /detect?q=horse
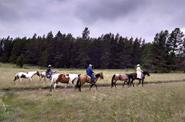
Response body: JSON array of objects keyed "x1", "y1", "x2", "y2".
[
  {"x1": 13, "y1": 71, "x2": 40, "y2": 83},
  {"x1": 75, "y1": 72, "x2": 104, "y2": 92},
  {"x1": 49, "y1": 73, "x2": 79, "y2": 92},
  {"x1": 111, "y1": 74, "x2": 130, "y2": 88},
  {"x1": 39, "y1": 71, "x2": 47, "y2": 81},
  {"x1": 127, "y1": 71, "x2": 150, "y2": 87},
  {"x1": 39, "y1": 71, "x2": 58, "y2": 81}
]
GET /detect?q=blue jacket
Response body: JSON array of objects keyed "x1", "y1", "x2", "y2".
[{"x1": 86, "y1": 66, "x2": 94, "y2": 76}]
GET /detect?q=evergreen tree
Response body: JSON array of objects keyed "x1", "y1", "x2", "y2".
[
  {"x1": 82, "y1": 27, "x2": 90, "y2": 39},
  {"x1": 150, "y1": 31, "x2": 169, "y2": 72},
  {"x1": 16, "y1": 54, "x2": 24, "y2": 67},
  {"x1": 166, "y1": 28, "x2": 184, "y2": 70}
]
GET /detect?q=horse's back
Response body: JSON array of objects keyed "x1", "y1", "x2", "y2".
[
  {"x1": 115, "y1": 74, "x2": 128, "y2": 80},
  {"x1": 79, "y1": 74, "x2": 91, "y2": 81},
  {"x1": 16, "y1": 72, "x2": 27, "y2": 76},
  {"x1": 51, "y1": 73, "x2": 60, "y2": 82},
  {"x1": 69, "y1": 74, "x2": 78, "y2": 80},
  {"x1": 56, "y1": 74, "x2": 70, "y2": 83},
  {"x1": 41, "y1": 71, "x2": 46, "y2": 75}
]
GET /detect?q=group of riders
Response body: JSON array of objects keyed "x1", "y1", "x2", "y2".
[{"x1": 46, "y1": 63, "x2": 144, "y2": 82}]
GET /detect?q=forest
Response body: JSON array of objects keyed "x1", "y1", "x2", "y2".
[{"x1": 0, "y1": 27, "x2": 184, "y2": 72}]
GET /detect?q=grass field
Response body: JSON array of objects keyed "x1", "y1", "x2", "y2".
[{"x1": 1, "y1": 63, "x2": 185, "y2": 122}]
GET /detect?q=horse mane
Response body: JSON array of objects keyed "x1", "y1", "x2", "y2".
[{"x1": 95, "y1": 73, "x2": 101, "y2": 77}]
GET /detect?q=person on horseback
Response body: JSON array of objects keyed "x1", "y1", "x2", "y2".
[
  {"x1": 136, "y1": 64, "x2": 143, "y2": 79},
  {"x1": 86, "y1": 64, "x2": 96, "y2": 83},
  {"x1": 46, "y1": 64, "x2": 53, "y2": 80}
]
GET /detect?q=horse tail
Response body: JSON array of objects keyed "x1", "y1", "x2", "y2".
[
  {"x1": 13, "y1": 76, "x2": 17, "y2": 81},
  {"x1": 111, "y1": 74, "x2": 115, "y2": 87},
  {"x1": 75, "y1": 74, "x2": 80, "y2": 88}
]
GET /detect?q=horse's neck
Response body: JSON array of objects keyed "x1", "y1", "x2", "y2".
[
  {"x1": 143, "y1": 72, "x2": 147, "y2": 76},
  {"x1": 95, "y1": 74, "x2": 100, "y2": 79},
  {"x1": 28, "y1": 72, "x2": 37, "y2": 77}
]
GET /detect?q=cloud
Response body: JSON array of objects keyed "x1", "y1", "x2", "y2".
[
  {"x1": 0, "y1": 0, "x2": 185, "y2": 41},
  {"x1": 75, "y1": 0, "x2": 147, "y2": 24}
]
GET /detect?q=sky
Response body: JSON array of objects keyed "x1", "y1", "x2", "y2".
[{"x1": 0, "y1": 0, "x2": 185, "y2": 42}]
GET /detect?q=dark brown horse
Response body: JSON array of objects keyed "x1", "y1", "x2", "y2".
[
  {"x1": 75, "y1": 72, "x2": 104, "y2": 92},
  {"x1": 128, "y1": 71, "x2": 150, "y2": 87},
  {"x1": 111, "y1": 74, "x2": 130, "y2": 88}
]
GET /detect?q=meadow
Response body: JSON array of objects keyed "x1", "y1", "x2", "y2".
[{"x1": 1, "y1": 63, "x2": 185, "y2": 122}]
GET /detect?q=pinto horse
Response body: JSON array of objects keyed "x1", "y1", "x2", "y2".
[
  {"x1": 39, "y1": 71, "x2": 57, "y2": 81},
  {"x1": 50, "y1": 73, "x2": 79, "y2": 92},
  {"x1": 75, "y1": 72, "x2": 104, "y2": 92},
  {"x1": 111, "y1": 74, "x2": 130, "y2": 88},
  {"x1": 128, "y1": 71, "x2": 150, "y2": 87},
  {"x1": 13, "y1": 71, "x2": 40, "y2": 83}
]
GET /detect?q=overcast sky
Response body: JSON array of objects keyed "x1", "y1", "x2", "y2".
[{"x1": 0, "y1": 0, "x2": 185, "y2": 41}]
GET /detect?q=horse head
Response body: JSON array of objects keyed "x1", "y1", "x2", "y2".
[
  {"x1": 96, "y1": 72, "x2": 104, "y2": 79},
  {"x1": 143, "y1": 71, "x2": 150, "y2": 76}
]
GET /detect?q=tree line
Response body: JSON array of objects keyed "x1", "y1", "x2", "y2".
[{"x1": 0, "y1": 27, "x2": 184, "y2": 72}]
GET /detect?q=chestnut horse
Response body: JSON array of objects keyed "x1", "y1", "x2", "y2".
[
  {"x1": 111, "y1": 74, "x2": 130, "y2": 88},
  {"x1": 75, "y1": 72, "x2": 104, "y2": 92}
]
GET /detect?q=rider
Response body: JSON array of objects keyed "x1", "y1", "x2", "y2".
[
  {"x1": 136, "y1": 64, "x2": 143, "y2": 79},
  {"x1": 86, "y1": 64, "x2": 96, "y2": 83},
  {"x1": 46, "y1": 64, "x2": 53, "y2": 80}
]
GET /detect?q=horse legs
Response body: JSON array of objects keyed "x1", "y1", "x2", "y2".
[
  {"x1": 79, "y1": 83, "x2": 81, "y2": 92},
  {"x1": 50, "y1": 82, "x2": 54, "y2": 92},
  {"x1": 122, "y1": 81, "x2": 125, "y2": 87},
  {"x1": 77, "y1": 81, "x2": 81, "y2": 92},
  {"x1": 137, "y1": 80, "x2": 141, "y2": 86},
  {"x1": 113, "y1": 80, "x2": 117, "y2": 88},
  {"x1": 90, "y1": 83, "x2": 93, "y2": 90},
  {"x1": 95, "y1": 83, "x2": 97, "y2": 90},
  {"x1": 29, "y1": 78, "x2": 32, "y2": 82},
  {"x1": 142, "y1": 79, "x2": 144, "y2": 87},
  {"x1": 54, "y1": 83, "x2": 57, "y2": 90},
  {"x1": 90, "y1": 83, "x2": 98, "y2": 90},
  {"x1": 129, "y1": 79, "x2": 134, "y2": 87}
]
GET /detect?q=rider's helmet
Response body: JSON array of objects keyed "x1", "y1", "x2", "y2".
[
  {"x1": 48, "y1": 64, "x2": 52, "y2": 68},
  {"x1": 137, "y1": 64, "x2": 140, "y2": 67}
]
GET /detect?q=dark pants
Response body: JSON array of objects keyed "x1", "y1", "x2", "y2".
[
  {"x1": 46, "y1": 72, "x2": 52, "y2": 80},
  {"x1": 89, "y1": 74, "x2": 96, "y2": 83}
]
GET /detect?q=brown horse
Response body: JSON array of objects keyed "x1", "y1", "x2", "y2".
[
  {"x1": 50, "y1": 73, "x2": 70, "y2": 92},
  {"x1": 111, "y1": 74, "x2": 130, "y2": 88},
  {"x1": 75, "y1": 72, "x2": 104, "y2": 92}
]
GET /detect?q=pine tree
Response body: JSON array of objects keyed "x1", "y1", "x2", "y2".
[
  {"x1": 82, "y1": 27, "x2": 90, "y2": 39},
  {"x1": 166, "y1": 28, "x2": 184, "y2": 70},
  {"x1": 150, "y1": 31, "x2": 169, "y2": 72},
  {"x1": 16, "y1": 54, "x2": 24, "y2": 67}
]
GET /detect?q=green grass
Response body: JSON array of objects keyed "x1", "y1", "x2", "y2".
[
  {"x1": 1, "y1": 83, "x2": 185, "y2": 121},
  {"x1": 1, "y1": 63, "x2": 185, "y2": 121}
]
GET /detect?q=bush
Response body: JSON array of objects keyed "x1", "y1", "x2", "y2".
[{"x1": 16, "y1": 55, "x2": 24, "y2": 68}]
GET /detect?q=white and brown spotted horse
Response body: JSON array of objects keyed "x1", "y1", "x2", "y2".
[{"x1": 13, "y1": 71, "x2": 40, "y2": 83}]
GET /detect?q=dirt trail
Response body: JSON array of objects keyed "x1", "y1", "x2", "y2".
[{"x1": 0, "y1": 79, "x2": 185, "y2": 93}]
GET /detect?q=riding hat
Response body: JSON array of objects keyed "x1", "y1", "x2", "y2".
[
  {"x1": 48, "y1": 64, "x2": 52, "y2": 68},
  {"x1": 89, "y1": 64, "x2": 93, "y2": 67},
  {"x1": 137, "y1": 64, "x2": 140, "y2": 67}
]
